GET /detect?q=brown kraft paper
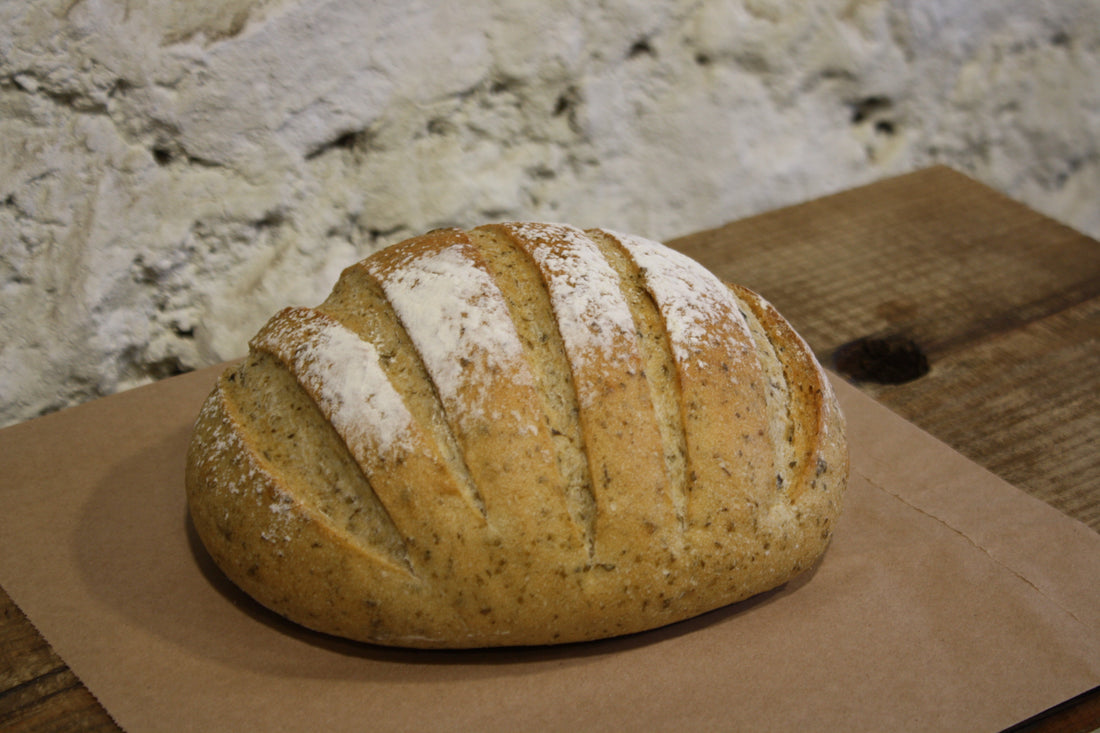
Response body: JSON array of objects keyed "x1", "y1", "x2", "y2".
[{"x1": 0, "y1": 364, "x2": 1098, "y2": 731}]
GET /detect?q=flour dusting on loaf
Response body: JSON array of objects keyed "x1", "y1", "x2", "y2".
[
  {"x1": 611, "y1": 229, "x2": 754, "y2": 370},
  {"x1": 253, "y1": 308, "x2": 416, "y2": 457},
  {"x1": 186, "y1": 222, "x2": 847, "y2": 648},
  {"x1": 504, "y1": 222, "x2": 636, "y2": 377}
]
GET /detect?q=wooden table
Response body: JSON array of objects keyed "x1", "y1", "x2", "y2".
[{"x1": 2, "y1": 166, "x2": 1097, "y2": 731}]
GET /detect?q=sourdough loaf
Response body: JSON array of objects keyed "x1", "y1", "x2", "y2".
[{"x1": 185, "y1": 222, "x2": 847, "y2": 647}]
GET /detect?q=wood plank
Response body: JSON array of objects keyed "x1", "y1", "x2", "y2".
[
  {"x1": 671, "y1": 165, "x2": 1100, "y2": 533},
  {"x1": 859, "y1": 297, "x2": 1100, "y2": 529},
  {"x1": 672, "y1": 167, "x2": 1100, "y2": 358}
]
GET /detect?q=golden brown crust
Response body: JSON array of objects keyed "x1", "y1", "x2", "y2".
[{"x1": 186, "y1": 222, "x2": 848, "y2": 647}]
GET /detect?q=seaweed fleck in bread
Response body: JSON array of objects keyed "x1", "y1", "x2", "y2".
[{"x1": 185, "y1": 222, "x2": 847, "y2": 647}]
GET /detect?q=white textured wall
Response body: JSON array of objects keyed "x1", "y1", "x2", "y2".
[{"x1": 2, "y1": 0, "x2": 1099, "y2": 426}]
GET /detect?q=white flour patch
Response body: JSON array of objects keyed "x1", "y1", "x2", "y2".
[
  {"x1": 255, "y1": 310, "x2": 416, "y2": 458},
  {"x1": 370, "y1": 243, "x2": 531, "y2": 424},
  {"x1": 507, "y1": 223, "x2": 636, "y2": 378},
  {"x1": 608, "y1": 230, "x2": 753, "y2": 367}
]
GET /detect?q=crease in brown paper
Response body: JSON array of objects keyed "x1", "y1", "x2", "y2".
[{"x1": 853, "y1": 466, "x2": 1089, "y2": 631}]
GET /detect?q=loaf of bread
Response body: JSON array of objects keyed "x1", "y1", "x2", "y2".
[{"x1": 186, "y1": 222, "x2": 847, "y2": 648}]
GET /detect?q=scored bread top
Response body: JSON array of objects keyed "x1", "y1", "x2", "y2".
[{"x1": 186, "y1": 222, "x2": 847, "y2": 647}]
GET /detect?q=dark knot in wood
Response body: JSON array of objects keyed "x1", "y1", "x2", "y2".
[{"x1": 832, "y1": 335, "x2": 929, "y2": 384}]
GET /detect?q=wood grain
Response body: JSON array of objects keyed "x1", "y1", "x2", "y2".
[
  {"x1": 0, "y1": 586, "x2": 117, "y2": 731},
  {"x1": 2, "y1": 166, "x2": 1097, "y2": 731}
]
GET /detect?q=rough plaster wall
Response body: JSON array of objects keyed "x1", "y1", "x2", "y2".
[{"x1": 2, "y1": 0, "x2": 1098, "y2": 426}]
